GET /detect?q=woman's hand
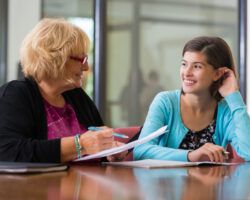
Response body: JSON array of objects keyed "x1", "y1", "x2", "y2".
[
  {"x1": 188, "y1": 143, "x2": 229, "y2": 162},
  {"x1": 79, "y1": 127, "x2": 114, "y2": 155},
  {"x1": 107, "y1": 141, "x2": 128, "y2": 162},
  {"x1": 218, "y1": 67, "x2": 238, "y2": 97}
]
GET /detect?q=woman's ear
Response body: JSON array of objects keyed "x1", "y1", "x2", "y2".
[{"x1": 213, "y1": 67, "x2": 226, "y2": 82}]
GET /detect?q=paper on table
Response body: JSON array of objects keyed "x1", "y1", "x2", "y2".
[
  {"x1": 103, "y1": 159, "x2": 239, "y2": 169},
  {"x1": 74, "y1": 125, "x2": 168, "y2": 162}
]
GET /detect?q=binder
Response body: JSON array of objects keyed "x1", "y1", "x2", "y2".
[{"x1": 0, "y1": 162, "x2": 68, "y2": 174}]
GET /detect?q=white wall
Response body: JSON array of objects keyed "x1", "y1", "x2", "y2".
[{"x1": 7, "y1": 0, "x2": 41, "y2": 81}]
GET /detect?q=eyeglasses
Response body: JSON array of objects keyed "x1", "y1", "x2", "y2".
[{"x1": 70, "y1": 55, "x2": 88, "y2": 65}]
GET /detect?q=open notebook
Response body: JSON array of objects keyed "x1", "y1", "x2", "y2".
[
  {"x1": 0, "y1": 162, "x2": 68, "y2": 174},
  {"x1": 103, "y1": 159, "x2": 238, "y2": 169}
]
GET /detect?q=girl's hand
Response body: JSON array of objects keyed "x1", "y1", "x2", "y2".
[
  {"x1": 188, "y1": 143, "x2": 229, "y2": 162},
  {"x1": 218, "y1": 67, "x2": 238, "y2": 97}
]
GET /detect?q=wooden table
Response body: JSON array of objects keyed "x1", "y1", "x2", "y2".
[{"x1": 0, "y1": 161, "x2": 250, "y2": 200}]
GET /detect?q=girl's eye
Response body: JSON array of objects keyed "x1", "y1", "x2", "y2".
[
  {"x1": 181, "y1": 62, "x2": 186, "y2": 67},
  {"x1": 194, "y1": 64, "x2": 202, "y2": 69}
]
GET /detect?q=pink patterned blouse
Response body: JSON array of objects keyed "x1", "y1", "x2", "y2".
[{"x1": 44, "y1": 100, "x2": 87, "y2": 139}]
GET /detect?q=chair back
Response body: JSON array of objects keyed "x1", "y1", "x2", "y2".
[
  {"x1": 113, "y1": 126, "x2": 142, "y2": 161},
  {"x1": 226, "y1": 144, "x2": 244, "y2": 162}
]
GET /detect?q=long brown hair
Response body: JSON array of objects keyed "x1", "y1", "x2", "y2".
[{"x1": 182, "y1": 36, "x2": 237, "y2": 101}]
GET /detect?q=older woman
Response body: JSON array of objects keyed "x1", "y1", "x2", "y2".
[{"x1": 0, "y1": 18, "x2": 123, "y2": 163}]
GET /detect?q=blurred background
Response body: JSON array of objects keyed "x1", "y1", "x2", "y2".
[{"x1": 0, "y1": 0, "x2": 248, "y2": 127}]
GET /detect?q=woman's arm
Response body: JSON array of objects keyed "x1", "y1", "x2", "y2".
[
  {"x1": 218, "y1": 68, "x2": 250, "y2": 161},
  {"x1": 224, "y1": 91, "x2": 250, "y2": 161},
  {"x1": 133, "y1": 92, "x2": 190, "y2": 161},
  {"x1": 60, "y1": 129, "x2": 114, "y2": 162}
]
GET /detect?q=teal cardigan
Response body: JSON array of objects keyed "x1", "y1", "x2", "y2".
[{"x1": 134, "y1": 90, "x2": 250, "y2": 161}]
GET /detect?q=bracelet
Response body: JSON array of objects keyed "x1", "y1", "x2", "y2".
[{"x1": 74, "y1": 134, "x2": 83, "y2": 159}]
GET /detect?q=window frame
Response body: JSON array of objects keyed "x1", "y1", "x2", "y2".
[{"x1": 0, "y1": 0, "x2": 8, "y2": 85}]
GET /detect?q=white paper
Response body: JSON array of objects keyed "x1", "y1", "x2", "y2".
[
  {"x1": 103, "y1": 159, "x2": 238, "y2": 169},
  {"x1": 74, "y1": 125, "x2": 168, "y2": 162}
]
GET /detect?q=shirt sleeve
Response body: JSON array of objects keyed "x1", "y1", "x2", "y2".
[
  {"x1": 224, "y1": 91, "x2": 250, "y2": 161},
  {"x1": 133, "y1": 92, "x2": 189, "y2": 161}
]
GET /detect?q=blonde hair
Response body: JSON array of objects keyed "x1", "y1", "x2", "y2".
[{"x1": 20, "y1": 18, "x2": 90, "y2": 81}]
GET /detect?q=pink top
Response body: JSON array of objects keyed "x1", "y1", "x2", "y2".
[{"x1": 44, "y1": 100, "x2": 87, "y2": 139}]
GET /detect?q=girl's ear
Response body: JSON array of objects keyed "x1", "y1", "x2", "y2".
[{"x1": 213, "y1": 67, "x2": 226, "y2": 81}]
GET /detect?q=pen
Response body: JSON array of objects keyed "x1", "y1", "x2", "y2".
[
  {"x1": 88, "y1": 126, "x2": 129, "y2": 139},
  {"x1": 222, "y1": 151, "x2": 230, "y2": 156}
]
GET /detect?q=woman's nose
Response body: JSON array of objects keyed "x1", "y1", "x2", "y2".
[
  {"x1": 184, "y1": 65, "x2": 193, "y2": 75},
  {"x1": 82, "y1": 62, "x2": 89, "y2": 71}
]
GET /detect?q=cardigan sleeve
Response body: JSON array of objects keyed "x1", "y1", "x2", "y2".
[
  {"x1": 0, "y1": 81, "x2": 61, "y2": 162},
  {"x1": 133, "y1": 92, "x2": 189, "y2": 161},
  {"x1": 224, "y1": 91, "x2": 250, "y2": 161}
]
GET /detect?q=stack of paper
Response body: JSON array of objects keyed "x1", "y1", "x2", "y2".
[{"x1": 103, "y1": 159, "x2": 238, "y2": 169}]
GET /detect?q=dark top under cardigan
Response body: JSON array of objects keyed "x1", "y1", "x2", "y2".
[{"x1": 0, "y1": 77, "x2": 103, "y2": 162}]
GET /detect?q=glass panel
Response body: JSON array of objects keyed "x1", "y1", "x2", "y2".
[
  {"x1": 107, "y1": 30, "x2": 132, "y2": 127},
  {"x1": 107, "y1": 0, "x2": 134, "y2": 25},
  {"x1": 106, "y1": 0, "x2": 238, "y2": 127},
  {"x1": 0, "y1": 0, "x2": 7, "y2": 85},
  {"x1": 42, "y1": 0, "x2": 94, "y2": 98}
]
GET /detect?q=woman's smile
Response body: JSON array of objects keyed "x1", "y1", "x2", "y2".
[{"x1": 183, "y1": 78, "x2": 196, "y2": 86}]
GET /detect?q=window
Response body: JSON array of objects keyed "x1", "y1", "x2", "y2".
[
  {"x1": 42, "y1": 0, "x2": 94, "y2": 98},
  {"x1": 105, "y1": 0, "x2": 239, "y2": 126},
  {"x1": 0, "y1": 0, "x2": 8, "y2": 85}
]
